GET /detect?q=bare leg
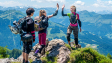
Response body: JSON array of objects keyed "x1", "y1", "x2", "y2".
[
  {"x1": 23, "y1": 52, "x2": 25, "y2": 59},
  {"x1": 25, "y1": 53, "x2": 29, "y2": 61},
  {"x1": 68, "y1": 41, "x2": 70, "y2": 44}
]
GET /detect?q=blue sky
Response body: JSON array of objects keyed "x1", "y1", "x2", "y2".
[{"x1": 0, "y1": 0, "x2": 112, "y2": 12}]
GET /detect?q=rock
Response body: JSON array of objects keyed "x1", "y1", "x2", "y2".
[
  {"x1": 0, "y1": 58, "x2": 14, "y2": 63},
  {"x1": 57, "y1": 46, "x2": 70, "y2": 63},
  {"x1": 46, "y1": 39, "x2": 65, "y2": 52},
  {"x1": 1, "y1": 39, "x2": 73, "y2": 63},
  {"x1": 47, "y1": 39, "x2": 71, "y2": 63},
  {"x1": 17, "y1": 55, "x2": 23, "y2": 62},
  {"x1": 71, "y1": 42, "x2": 75, "y2": 47},
  {"x1": 17, "y1": 39, "x2": 71, "y2": 63}
]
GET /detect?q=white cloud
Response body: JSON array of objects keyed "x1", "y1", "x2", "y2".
[
  {"x1": 93, "y1": 3, "x2": 99, "y2": 7},
  {"x1": 0, "y1": 1, "x2": 24, "y2": 7},
  {"x1": 93, "y1": 0, "x2": 112, "y2": 7},
  {"x1": 74, "y1": 1, "x2": 85, "y2": 5},
  {"x1": 108, "y1": 1, "x2": 112, "y2": 5},
  {"x1": 31, "y1": 0, "x2": 65, "y2": 3}
]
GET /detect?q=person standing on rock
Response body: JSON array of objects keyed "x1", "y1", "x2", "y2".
[
  {"x1": 62, "y1": 5, "x2": 82, "y2": 48},
  {"x1": 33, "y1": 3, "x2": 59, "y2": 56},
  {"x1": 22, "y1": 8, "x2": 35, "y2": 63}
]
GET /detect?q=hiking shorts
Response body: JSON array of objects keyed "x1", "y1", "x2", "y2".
[
  {"x1": 67, "y1": 25, "x2": 78, "y2": 38},
  {"x1": 38, "y1": 33, "x2": 46, "y2": 45},
  {"x1": 23, "y1": 41, "x2": 32, "y2": 54}
]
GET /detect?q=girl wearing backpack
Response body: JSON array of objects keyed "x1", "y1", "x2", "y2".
[
  {"x1": 34, "y1": 3, "x2": 59, "y2": 56},
  {"x1": 62, "y1": 5, "x2": 82, "y2": 48}
]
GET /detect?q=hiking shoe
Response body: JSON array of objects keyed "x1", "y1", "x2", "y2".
[
  {"x1": 33, "y1": 53, "x2": 40, "y2": 58},
  {"x1": 33, "y1": 53, "x2": 37, "y2": 57},
  {"x1": 69, "y1": 43, "x2": 71, "y2": 47},
  {"x1": 75, "y1": 44, "x2": 81, "y2": 49},
  {"x1": 75, "y1": 46, "x2": 78, "y2": 49}
]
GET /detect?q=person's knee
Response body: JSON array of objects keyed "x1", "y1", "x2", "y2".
[
  {"x1": 67, "y1": 33, "x2": 70, "y2": 41},
  {"x1": 24, "y1": 49, "x2": 31, "y2": 54}
]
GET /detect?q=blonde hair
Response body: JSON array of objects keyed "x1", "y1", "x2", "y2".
[
  {"x1": 71, "y1": 5, "x2": 76, "y2": 12},
  {"x1": 71, "y1": 5, "x2": 78, "y2": 19},
  {"x1": 39, "y1": 10, "x2": 46, "y2": 17}
]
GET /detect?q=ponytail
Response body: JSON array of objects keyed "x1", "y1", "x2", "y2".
[{"x1": 39, "y1": 10, "x2": 46, "y2": 17}]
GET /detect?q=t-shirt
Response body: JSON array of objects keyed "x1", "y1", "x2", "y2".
[
  {"x1": 67, "y1": 13, "x2": 79, "y2": 20},
  {"x1": 26, "y1": 17, "x2": 35, "y2": 41},
  {"x1": 38, "y1": 16, "x2": 49, "y2": 34}
]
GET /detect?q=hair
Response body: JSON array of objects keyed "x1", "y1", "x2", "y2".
[
  {"x1": 26, "y1": 8, "x2": 35, "y2": 15},
  {"x1": 39, "y1": 10, "x2": 46, "y2": 17},
  {"x1": 71, "y1": 5, "x2": 76, "y2": 12},
  {"x1": 71, "y1": 5, "x2": 78, "y2": 19}
]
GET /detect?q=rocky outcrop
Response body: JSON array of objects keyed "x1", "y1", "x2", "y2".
[
  {"x1": 0, "y1": 58, "x2": 19, "y2": 63},
  {"x1": 1, "y1": 39, "x2": 79, "y2": 63},
  {"x1": 46, "y1": 39, "x2": 71, "y2": 63}
]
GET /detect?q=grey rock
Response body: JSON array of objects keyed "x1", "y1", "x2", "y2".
[{"x1": 1, "y1": 39, "x2": 73, "y2": 63}]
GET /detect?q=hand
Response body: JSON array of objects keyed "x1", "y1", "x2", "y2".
[
  {"x1": 57, "y1": 3, "x2": 59, "y2": 10},
  {"x1": 80, "y1": 27, "x2": 82, "y2": 32},
  {"x1": 62, "y1": 4, "x2": 65, "y2": 10}
]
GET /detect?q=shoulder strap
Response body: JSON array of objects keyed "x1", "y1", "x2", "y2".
[{"x1": 24, "y1": 17, "x2": 31, "y2": 32}]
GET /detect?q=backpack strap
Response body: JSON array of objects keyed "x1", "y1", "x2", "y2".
[
  {"x1": 24, "y1": 17, "x2": 31, "y2": 32},
  {"x1": 71, "y1": 12, "x2": 77, "y2": 20}
]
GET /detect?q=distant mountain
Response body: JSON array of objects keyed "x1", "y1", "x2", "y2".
[
  {"x1": 96, "y1": 10, "x2": 112, "y2": 14},
  {"x1": 0, "y1": 10, "x2": 112, "y2": 56}
]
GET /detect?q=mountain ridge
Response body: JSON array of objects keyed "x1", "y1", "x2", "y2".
[{"x1": 0, "y1": 9, "x2": 112, "y2": 56}]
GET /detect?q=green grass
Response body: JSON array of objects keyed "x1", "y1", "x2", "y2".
[
  {"x1": 11, "y1": 46, "x2": 112, "y2": 63},
  {"x1": 41, "y1": 56, "x2": 57, "y2": 63},
  {"x1": 65, "y1": 44, "x2": 72, "y2": 51},
  {"x1": 29, "y1": 59, "x2": 33, "y2": 63},
  {"x1": 69, "y1": 48, "x2": 112, "y2": 63},
  {"x1": 41, "y1": 51, "x2": 57, "y2": 63}
]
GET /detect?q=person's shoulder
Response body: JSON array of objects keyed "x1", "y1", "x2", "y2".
[
  {"x1": 30, "y1": 17, "x2": 33, "y2": 20},
  {"x1": 34, "y1": 16, "x2": 40, "y2": 21},
  {"x1": 76, "y1": 13, "x2": 80, "y2": 19},
  {"x1": 67, "y1": 13, "x2": 71, "y2": 14},
  {"x1": 27, "y1": 17, "x2": 34, "y2": 24},
  {"x1": 67, "y1": 13, "x2": 71, "y2": 16},
  {"x1": 29, "y1": 18, "x2": 34, "y2": 22}
]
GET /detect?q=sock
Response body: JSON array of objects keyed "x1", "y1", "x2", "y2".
[
  {"x1": 23, "y1": 59, "x2": 25, "y2": 63},
  {"x1": 25, "y1": 61, "x2": 28, "y2": 63},
  {"x1": 35, "y1": 49, "x2": 39, "y2": 53}
]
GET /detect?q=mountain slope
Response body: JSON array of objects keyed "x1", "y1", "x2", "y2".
[{"x1": 0, "y1": 10, "x2": 112, "y2": 56}]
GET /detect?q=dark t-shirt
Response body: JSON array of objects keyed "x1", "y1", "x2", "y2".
[
  {"x1": 26, "y1": 17, "x2": 35, "y2": 41},
  {"x1": 38, "y1": 16, "x2": 49, "y2": 34}
]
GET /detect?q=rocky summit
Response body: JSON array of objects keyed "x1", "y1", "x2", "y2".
[
  {"x1": 1, "y1": 39, "x2": 74, "y2": 63},
  {"x1": 1, "y1": 39, "x2": 112, "y2": 63}
]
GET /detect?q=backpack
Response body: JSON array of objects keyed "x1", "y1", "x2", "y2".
[
  {"x1": 9, "y1": 17, "x2": 33, "y2": 42},
  {"x1": 70, "y1": 13, "x2": 77, "y2": 24},
  {"x1": 17, "y1": 17, "x2": 33, "y2": 42},
  {"x1": 34, "y1": 16, "x2": 48, "y2": 32}
]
